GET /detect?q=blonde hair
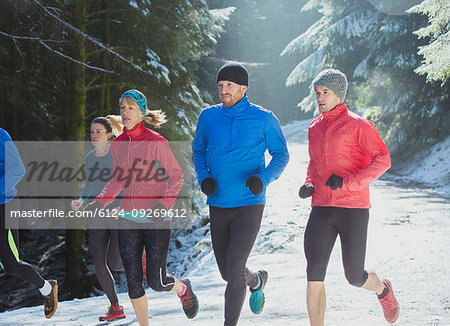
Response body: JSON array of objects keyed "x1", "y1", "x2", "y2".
[
  {"x1": 106, "y1": 115, "x2": 124, "y2": 137},
  {"x1": 143, "y1": 110, "x2": 167, "y2": 128}
]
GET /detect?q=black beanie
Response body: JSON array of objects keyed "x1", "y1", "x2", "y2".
[{"x1": 216, "y1": 63, "x2": 249, "y2": 86}]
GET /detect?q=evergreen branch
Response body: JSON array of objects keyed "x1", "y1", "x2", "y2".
[
  {"x1": 38, "y1": 40, "x2": 115, "y2": 73},
  {"x1": 0, "y1": 30, "x2": 65, "y2": 43},
  {"x1": 0, "y1": 30, "x2": 115, "y2": 73},
  {"x1": 32, "y1": 0, "x2": 150, "y2": 75}
]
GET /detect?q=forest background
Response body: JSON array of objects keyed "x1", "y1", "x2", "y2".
[{"x1": 0, "y1": 0, "x2": 448, "y2": 311}]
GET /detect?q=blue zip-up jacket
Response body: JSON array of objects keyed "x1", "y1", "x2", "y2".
[
  {"x1": 0, "y1": 129, "x2": 26, "y2": 205},
  {"x1": 192, "y1": 95, "x2": 289, "y2": 207}
]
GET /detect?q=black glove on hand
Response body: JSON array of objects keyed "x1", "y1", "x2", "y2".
[
  {"x1": 201, "y1": 177, "x2": 218, "y2": 195},
  {"x1": 245, "y1": 176, "x2": 264, "y2": 196},
  {"x1": 149, "y1": 203, "x2": 167, "y2": 223},
  {"x1": 298, "y1": 184, "x2": 315, "y2": 199},
  {"x1": 325, "y1": 174, "x2": 343, "y2": 190}
]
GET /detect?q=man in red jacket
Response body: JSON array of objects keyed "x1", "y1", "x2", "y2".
[{"x1": 298, "y1": 69, "x2": 399, "y2": 325}]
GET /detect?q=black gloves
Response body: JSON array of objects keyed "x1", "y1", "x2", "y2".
[
  {"x1": 202, "y1": 176, "x2": 264, "y2": 196},
  {"x1": 299, "y1": 175, "x2": 343, "y2": 198},
  {"x1": 298, "y1": 184, "x2": 315, "y2": 198},
  {"x1": 201, "y1": 177, "x2": 218, "y2": 195},
  {"x1": 245, "y1": 176, "x2": 264, "y2": 196},
  {"x1": 325, "y1": 174, "x2": 343, "y2": 190}
]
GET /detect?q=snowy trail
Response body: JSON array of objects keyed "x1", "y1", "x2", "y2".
[{"x1": 1, "y1": 120, "x2": 449, "y2": 325}]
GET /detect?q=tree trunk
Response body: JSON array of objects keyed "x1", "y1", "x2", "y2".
[
  {"x1": 98, "y1": 0, "x2": 111, "y2": 117},
  {"x1": 64, "y1": 0, "x2": 88, "y2": 299}
]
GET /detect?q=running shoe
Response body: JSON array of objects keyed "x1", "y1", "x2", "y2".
[
  {"x1": 99, "y1": 304, "x2": 126, "y2": 321},
  {"x1": 249, "y1": 270, "x2": 268, "y2": 314},
  {"x1": 178, "y1": 279, "x2": 199, "y2": 319},
  {"x1": 43, "y1": 279, "x2": 58, "y2": 319},
  {"x1": 378, "y1": 279, "x2": 399, "y2": 323}
]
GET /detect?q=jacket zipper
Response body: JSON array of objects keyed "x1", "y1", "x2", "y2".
[
  {"x1": 230, "y1": 110, "x2": 235, "y2": 148},
  {"x1": 127, "y1": 136, "x2": 136, "y2": 211},
  {"x1": 323, "y1": 119, "x2": 332, "y2": 204}
]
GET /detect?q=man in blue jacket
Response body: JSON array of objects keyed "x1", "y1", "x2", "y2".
[
  {"x1": 193, "y1": 63, "x2": 289, "y2": 326},
  {"x1": 0, "y1": 128, "x2": 58, "y2": 318}
]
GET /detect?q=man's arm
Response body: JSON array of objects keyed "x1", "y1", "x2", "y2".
[
  {"x1": 305, "y1": 131, "x2": 315, "y2": 186},
  {"x1": 1, "y1": 131, "x2": 26, "y2": 196},
  {"x1": 345, "y1": 121, "x2": 391, "y2": 192},
  {"x1": 192, "y1": 111, "x2": 213, "y2": 185},
  {"x1": 255, "y1": 112, "x2": 290, "y2": 187}
]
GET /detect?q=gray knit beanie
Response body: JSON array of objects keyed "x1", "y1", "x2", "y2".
[{"x1": 312, "y1": 69, "x2": 348, "y2": 102}]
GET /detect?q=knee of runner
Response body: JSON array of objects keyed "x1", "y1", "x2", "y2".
[
  {"x1": 345, "y1": 270, "x2": 368, "y2": 287},
  {"x1": 128, "y1": 282, "x2": 145, "y2": 299},
  {"x1": 108, "y1": 261, "x2": 124, "y2": 272},
  {"x1": 146, "y1": 275, "x2": 173, "y2": 292},
  {"x1": 2, "y1": 260, "x2": 21, "y2": 277},
  {"x1": 306, "y1": 266, "x2": 327, "y2": 282},
  {"x1": 225, "y1": 270, "x2": 246, "y2": 287}
]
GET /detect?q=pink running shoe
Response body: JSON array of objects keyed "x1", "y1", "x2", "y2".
[
  {"x1": 378, "y1": 279, "x2": 399, "y2": 323},
  {"x1": 99, "y1": 304, "x2": 126, "y2": 322}
]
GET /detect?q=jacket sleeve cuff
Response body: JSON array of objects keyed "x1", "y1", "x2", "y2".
[
  {"x1": 198, "y1": 173, "x2": 213, "y2": 187},
  {"x1": 255, "y1": 173, "x2": 269, "y2": 188},
  {"x1": 344, "y1": 175, "x2": 360, "y2": 192}
]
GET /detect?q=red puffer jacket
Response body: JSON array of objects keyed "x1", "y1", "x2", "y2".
[
  {"x1": 305, "y1": 104, "x2": 390, "y2": 208},
  {"x1": 96, "y1": 122, "x2": 184, "y2": 211}
]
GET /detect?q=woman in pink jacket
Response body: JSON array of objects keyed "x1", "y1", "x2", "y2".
[
  {"x1": 298, "y1": 69, "x2": 399, "y2": 325},
  {"x1": 89, "y1": 89, "x2": 198, "y2": 326}
]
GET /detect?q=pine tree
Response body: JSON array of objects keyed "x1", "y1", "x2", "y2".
[
  {"x1": 407, "y1": 0, "x2": 450, "y2": 84},
  {"x1": 205, "y1": 0, "x2": 316, "y2": 123},
  {"x1": 282, "y1": 0, "x2": 449, "y2": 159},
  {"x1": 0, "y1": 0, "x2": 232, "y2": 304}
]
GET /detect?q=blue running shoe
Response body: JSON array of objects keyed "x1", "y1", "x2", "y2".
[{"x1": 249, "y1": 270, "x2": 268, "y2": 314}]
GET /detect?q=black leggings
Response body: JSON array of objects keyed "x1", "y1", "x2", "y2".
[
  {"x1": 304, "y1": 206, "x2": 369, "y2": 287},
  {"x1": 0, "y1": 200, "x2": 45, "y2": 288},
  {"x1": 209, "y1": 205, "x2": 264, "y2": 326},
  {"x1": 118, "y1": 221, "x2": 174, "y2": 299},
  {"x1": 89, "y1": 229, "x2": 123, "y2": 305}
]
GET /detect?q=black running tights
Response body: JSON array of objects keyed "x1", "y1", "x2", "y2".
[
  {"x1": 304, "y1": 206, "x2": 369, "y2": 287},
  {"x1": 118, "y1": 224, "x2": 174, "y2": 299},
  {"x1": 0, "y1": 201, "x2": 45, "y2": 289},
  {"x1": 209, "y1": 205, "x2": 264, "y2": 326}
]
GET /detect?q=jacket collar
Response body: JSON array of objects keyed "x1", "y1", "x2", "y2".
[
  {"x1": 322, "y1": 103, "x2": 348, "y2": 121},
  {"x1": 123, "y1": 122, "x2": 146, "y2": 140},
  {"x1": 221, "y1": 94, "x2": 250, "y2": 113}
]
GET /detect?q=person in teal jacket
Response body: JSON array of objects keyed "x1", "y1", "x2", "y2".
[{"x1": 192, "y1": 63, "x2": 289, "y2": 326}]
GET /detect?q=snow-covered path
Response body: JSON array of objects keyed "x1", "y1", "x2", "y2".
[{"x1": 1, "y1": 121, "x2": 449, "y2": 325}]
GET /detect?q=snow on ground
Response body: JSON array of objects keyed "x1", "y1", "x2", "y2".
[
  {"x1": 386, "y1": 136, "x2": 450, "y2": 196},
  {"x1": 1, "y1": 120, "x2": 449, "y2": 325}
]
